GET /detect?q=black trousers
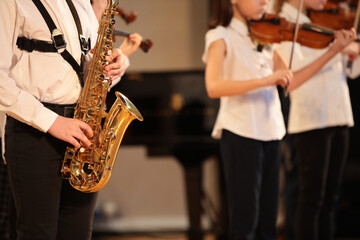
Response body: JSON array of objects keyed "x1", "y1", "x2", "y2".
[
  {"x1": 220, "y1": 130, "x2": 281, "y2": 240},
  {"x1": 293, "y1": 126, "x2": 349, "y2": 240},
  {"x1": 282, "y1": 134, "x2": 298, "y2": 240},
  {"x1": 0, "y1": 140, "x2": 10, "y2": 240},
  {"x1": 5, "y1": 115, "x2": 98, "y2": 240}
]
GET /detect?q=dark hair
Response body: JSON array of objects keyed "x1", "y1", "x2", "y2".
[
  {"x1": 274, "y1": 0, "x2": 287, "y2": 14},
  {"x1": 208, "y1": 0, "x2": 233, "y2": 29}
]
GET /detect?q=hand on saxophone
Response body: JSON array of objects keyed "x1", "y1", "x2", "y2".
[
  {"x1": 48, "y1": 116, "x2": 93, "y2": 148},
  {"x1": 90, "y1": 47, "x2": 128, "y2": 82}
]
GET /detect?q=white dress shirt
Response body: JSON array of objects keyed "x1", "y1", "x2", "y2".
[
  {"x1": 202, "y1": 18, "x2": 286, "y2": 141},
  {"x1": 0, "y1": 0, "x2": 127, "y2": 134},
  {"x1": 275, "y1": 3, "x2": 359, "y2": 134}
]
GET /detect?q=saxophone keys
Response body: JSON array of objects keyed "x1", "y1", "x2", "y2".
[
  {"x1": 101, "y1": 110, "x2": 108, "y2": 119},
  {"x1": 110, "y1": 131, "x2": 116, "y2": 140}
]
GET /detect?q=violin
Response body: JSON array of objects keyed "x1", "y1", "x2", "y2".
[
  {"x1": 116, "y1": 8, "x2": 137, "y2": 24},
  {"x1": 249, "y1": 14, "x2": 335, "y2": 49},
  {"x1": 113, "y1": 30, "x2": 153, "y2": 53},
  {"x1": 308, "y1": 2, "x2": 356, "y2": 30}
]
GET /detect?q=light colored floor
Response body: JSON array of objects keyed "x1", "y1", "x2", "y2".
[
  {"x1": 92, "y1": 233, "x2": 216, "y2": 240},
  {"x1": 92, "y1": 234, "x2": 360, "y2": 240}
]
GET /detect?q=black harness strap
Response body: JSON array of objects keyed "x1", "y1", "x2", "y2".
[
  {"x1": 65, "y1": 0, "x2": 82, "y2": 34},
  {"x1": 16, "y1": 37, "x2": 58, "y2": 53},
  {"x1": 31, "y1": 0, "x2": 58, "y2": 32},
  {"x1": 65, "y1": 0, "x2": 90, "y2": 55},
  {"x1": 16, "y1": 0, "x2": 89, "y2": 85}
]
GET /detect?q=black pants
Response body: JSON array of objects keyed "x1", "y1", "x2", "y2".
[
  {"x1": 5, "y1": 116, "x2": 98, "y2": 240},
  {"x1": 220, "y1": 130, "x2": 281, "y2": 240},
  {"x1": 293, "y1": 126, "x2": 349, "y2": 240},
  {"x1": 282, "y1": 134, "x2": 298, "y2": 240},
  {"x1": 0, "y1": 140, "x2": 10, "y2": 240}
]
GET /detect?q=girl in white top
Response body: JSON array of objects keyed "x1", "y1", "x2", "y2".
[
  {"x1": 273, "y1": 0, "x2": 360, "y2": 239},
  {"x1": 203, "y1": 0, "x2": 355, "y2": 239}
]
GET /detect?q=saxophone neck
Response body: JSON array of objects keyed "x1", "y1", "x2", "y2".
[{"x1": 105, "y1": 0, "x2": 120, "y2": 13}]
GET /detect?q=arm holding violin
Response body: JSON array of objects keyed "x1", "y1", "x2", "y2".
[
  {"x1": 204, "y1": 39, "x2": 292, "y2": 99},
  {"x1": 342, "y1": 42, "x2": 359, "y2": 62},
  {"x1": 119, "y1": 32, "x2": 143, "y2": 57},
  {"x1": 343, "y1": 42, "x2": 360, "y2": 78},
  {"x1": 285, "y1": 28, "x2": 356, "y2": 91}
]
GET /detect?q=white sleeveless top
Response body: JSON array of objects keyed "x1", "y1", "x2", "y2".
[
  {"x1": 275, "y1": 3, "x2": 355, "y2": 134},
  {"x1": 202, "y1": 18, "x2": 286, "y2": 141}
]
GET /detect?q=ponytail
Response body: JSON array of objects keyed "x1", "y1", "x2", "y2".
[{"x1": 208, "y1": 0, "x2": 233, "y2": 29}]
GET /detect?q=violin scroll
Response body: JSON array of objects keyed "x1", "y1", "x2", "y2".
[
  {"x1": 139, "y1": 39, "x2": 153, "y2": 53},
  {"x1": 116, "y1": 8, "x2": 137, "y2": 24}
]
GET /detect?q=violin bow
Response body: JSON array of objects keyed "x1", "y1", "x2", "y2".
[
  {"x1": 284, "y1": 0, "x2": 304, "y2": 97},
  {"x1": 354, "y1": 0, "x2": 360, "y2": 33}
]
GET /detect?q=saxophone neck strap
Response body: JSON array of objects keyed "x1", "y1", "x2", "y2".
[
  {"x1": 64, "y1": 0, "x2": 90, "y2": 55},
  {"x1": 31, "y1": 0, "x2": 90, "y2": 54},
  {"x1": 16, "y1": 0, "x2": 90, "y2": 86}
]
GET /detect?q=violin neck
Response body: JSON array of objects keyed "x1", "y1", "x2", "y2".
[
  {"x1": 114, "y1": 30, "x2": 130, "y2": 38},
  {"x1": 302, "y1": 23, "x2": 334, "y2": 36}
]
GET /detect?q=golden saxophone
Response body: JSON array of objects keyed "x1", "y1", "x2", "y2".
[{"x1": 61, "y1": 0, "x2": 143, "y2": 193}]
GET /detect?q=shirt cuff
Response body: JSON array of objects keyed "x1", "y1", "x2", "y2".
[
  {"x1": 111, "y1": 52, "x2": 130, "y2": 87},
  {"x1": 34, "y1": 106, "x2": 59, "y2": 132}
]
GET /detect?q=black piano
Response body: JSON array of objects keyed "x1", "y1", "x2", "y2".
[{"x1": 107, "y1": 70, "x2": 227, "y2": 240}]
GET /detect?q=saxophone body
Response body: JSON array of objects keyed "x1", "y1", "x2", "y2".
[{"x1": 61, "y1": 0, "x2": 143, "y2": 193}]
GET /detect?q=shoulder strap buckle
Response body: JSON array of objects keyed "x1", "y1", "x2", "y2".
[
  {"x1": 79, "y1": 34, "x2": 90, "y2": 54},
  {"x1": 51, "y1": 29, "x2": 67, "y2": 51}
]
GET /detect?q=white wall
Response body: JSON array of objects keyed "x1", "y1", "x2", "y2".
[
  {"x1": 113, "y1": 0, "x2": 210, "y2": 72},
  {"x1": 95, "y1": 146, "x2": 221, "y2": 232}
]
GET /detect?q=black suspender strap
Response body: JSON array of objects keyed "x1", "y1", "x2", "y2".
[
  {"x1": 32, "y1": 0, "x2": 84, "y2": 83},
  {"x1": 31, "y1": 0, "x2": 58, "y2": 33},
  {"x1": 31, "y1": 0, "x2": 69, "y2": 52},
  {"x1": 17, "y1": 0, "x2": 89, "y2": 85},
  {"x1": 64, "y1": 0, "x2": 90, "y2": 84},
  {"x1": 65, "y1": 0, "x2": 82, "y2": 34},
  {"x1": 65, "y1": 0, "x2": 90, "y2": 55}
]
